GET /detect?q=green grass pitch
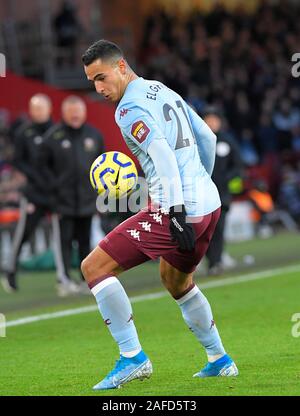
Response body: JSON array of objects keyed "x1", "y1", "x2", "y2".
[{"x1": 0, "y1": 232, "x2": 300, "y2": 396}]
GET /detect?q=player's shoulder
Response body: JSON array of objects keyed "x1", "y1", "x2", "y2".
[
  {"x1": 115, "y1": 77, "x2": 166, "y2": 126},
  {"x1": 115, "y1": 99, "x2": 143, "y2": 128}
]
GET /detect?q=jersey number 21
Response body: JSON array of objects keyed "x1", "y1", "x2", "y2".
[{"x1": 163, "y1": 100, "x2": 196, "y2": 150}]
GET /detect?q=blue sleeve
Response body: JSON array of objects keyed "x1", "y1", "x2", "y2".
[
  {"x1": 147, "y1": 139, "x2": 184, "y2": 208},
  {"x1": 186, "y1": 105, "x2": 217, "y2": 176},
  {"x1": 116, "y1": 104, "x2": 165, "y2": 154}
]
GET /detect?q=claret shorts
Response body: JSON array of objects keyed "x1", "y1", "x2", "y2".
[{"x1": 99, "y1": 205, "x2": 221, "y2": 274}]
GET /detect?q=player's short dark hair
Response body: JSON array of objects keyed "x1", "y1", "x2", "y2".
[{"x1": 82, "y1": 40, "x2": 123, "y2": 66}]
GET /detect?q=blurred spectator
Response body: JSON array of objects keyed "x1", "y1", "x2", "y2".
[
  {"x1": 202, "y1": 106, "x2": 243, "y2": 275},
  {"x1": 139, "y1": 1, "x2": 300, "y2": 165},
  {"x1": 273, "y1": 99, "x2": 300, "y2": 152},
  {"x1": 291, "y1": 125, "x2": 300, "y2": 152},
  {"x1": 278, "y1": 164, "x2": 300, "y2": 225},
  {"x1": 8, "y1": 113, "x2": 29, "y2": 146},
  {"x1": 53, "y1": 1, "x2": 82, "y2": 66},
  {"x1": 247, "y1": 179, "x2": 275, "y2": 238},
  {"x1": 239, "y1": 129, "x2": 259, "y2": 167},
  {"x1": 1, "y1": 94, "x2": 54, "y2": 293},
  {"x1": 256, "y1": 112, "x2": 279, "y2": 157},
  {"x1": 40, "y1": 96, "x2": 105, "y2": 297},
  {"x1": 0, "y1": 109, "x2": 11, "y2": 169}
]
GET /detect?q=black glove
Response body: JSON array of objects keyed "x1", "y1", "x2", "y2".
[{"x1": 169, "y1": 205, "x2": 196, "y2": 252}]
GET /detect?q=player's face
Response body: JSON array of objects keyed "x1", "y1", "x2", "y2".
[{"x1": 84, "y1": 58, "x2": 126, "y2": 103}]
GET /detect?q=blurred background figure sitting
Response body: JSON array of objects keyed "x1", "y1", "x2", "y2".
[
  {"x1": 1, "y1": 94, "x2": 54, "y2": 292},
  {"x1": 202, "y1": 106, "x2": 243, "y2": 276},
  {"x1": 247, "y1": 179, "x2": 275, "y2": 238}
]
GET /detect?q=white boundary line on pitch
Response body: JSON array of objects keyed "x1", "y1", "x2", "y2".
[{"x1": 1, "y1": 263, "x2": 300, "y2": 330}]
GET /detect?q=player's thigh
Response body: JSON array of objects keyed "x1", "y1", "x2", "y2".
[
  {"x1": 81, "y1": 245, "x2": 123, "y2": 283},
  {"x1": 160, "y1": 257, "x2": 194, "y2": 297}
]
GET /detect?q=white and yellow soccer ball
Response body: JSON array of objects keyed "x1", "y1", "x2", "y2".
[{"x1": 89, "y1": 151, "x2": 138, "y2": 198}]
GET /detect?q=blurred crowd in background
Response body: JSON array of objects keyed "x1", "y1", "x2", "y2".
[
  {"x1": 0, "y1": 0, "x2": 300, "y2": 290},
  {"x1": 139, "y1": 2, "x2": 300, "y2": 197}
]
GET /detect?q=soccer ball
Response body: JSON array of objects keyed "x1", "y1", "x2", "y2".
[{"x1": 89, "y1": 151, "x2": 138, "y2": 198}]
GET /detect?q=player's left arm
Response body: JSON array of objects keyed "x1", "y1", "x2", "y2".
[
  {"x1": 186, "y1": 104, "x2": 217, "y2": 176},
  {"x1": 117, "y1": 105, "x2": 195, "y2": 251},
  {"x1": 117, "y1": 105, "x2": 184, "y2": 208}
]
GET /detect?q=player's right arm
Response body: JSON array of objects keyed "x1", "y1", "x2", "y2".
[{"x1": 186, "y1": 105, "x2": 217, "y2": 176}]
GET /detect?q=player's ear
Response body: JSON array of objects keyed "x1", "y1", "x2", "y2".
[{"x1": 118, "y1": 58, "x2": 127, "y2": 74}]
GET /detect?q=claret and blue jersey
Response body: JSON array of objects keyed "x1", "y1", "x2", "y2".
[{"x1": 115, "y1": 77, "x2": 221, "y2": 217}]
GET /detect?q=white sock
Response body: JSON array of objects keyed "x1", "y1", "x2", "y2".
[
  {"x1": 207, "y1": 353, "x2": 224, "y2": 363},
  {"x1": 121, "y1": 349, "x2": 142, "y2": 358},
  {"x1": 176, "y1": 285, "x2": 226, "y2": 357},
  {"x1": 91, "y1": 276, "x2": 142, "y2": 356}
]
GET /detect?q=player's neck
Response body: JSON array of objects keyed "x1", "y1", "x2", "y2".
[
  {"x1": 124, "y1": 71, "x2": 139, "y2": 89},
  {"x1": 119, "y1": 71, "x2": 139, "y2": 101}
]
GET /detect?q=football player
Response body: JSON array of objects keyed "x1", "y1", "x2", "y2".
[{"x1": 81, "y1": 40, "x2": 238, "y2": 390}]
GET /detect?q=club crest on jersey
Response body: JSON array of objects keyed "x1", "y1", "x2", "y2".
[
  {"x1": 131, "y1": 120, "x2": 150, "y2": 143},
  {"x1": 119, "y1": 108, "x2": 131, "y2": 119}
]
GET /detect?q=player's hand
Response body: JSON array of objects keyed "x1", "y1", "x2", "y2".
[{"x1": 169, "y1": 205, "x2": 196, "y2": 252}]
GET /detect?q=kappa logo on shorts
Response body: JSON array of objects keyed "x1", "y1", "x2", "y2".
[
  {"x1": 126, "y1": 229, "x2": 140, "y2": 241},
  {"x1": 138, "y1": 221, "x2": 151, "y2": 232},
  {"x1": 149, "y1": 212, "x2": 162, "y2": 225},
  {"x1": 131, "y1": 120, "x2": 150, "y2": 143}
]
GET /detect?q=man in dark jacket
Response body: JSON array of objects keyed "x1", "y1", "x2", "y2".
[
  {"x1": 41, "y1": 95, "x2": 105, "y2": 296},
  {"x1": 1, "y1": 94, "x2": 53, "y2": 292},
  {"x1": 203, "y1": 106, "x2": 243, "y2": 275}
]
